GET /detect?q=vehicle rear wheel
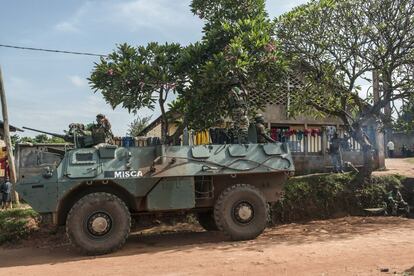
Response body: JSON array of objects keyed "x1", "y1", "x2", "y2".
[
  {"x1": 197, "y1": 210, "x2": 218, "y2": 231},
  {"x1": 214, "y1": 184, "x2": 268, "y2": 241},
  {"x1": 66, "y1": 192, "x2": 131, "y2": 255}
]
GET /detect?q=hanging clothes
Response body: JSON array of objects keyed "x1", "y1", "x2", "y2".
[{"x1": 194, "y1": 130, "x2": 211, "y2": 145}]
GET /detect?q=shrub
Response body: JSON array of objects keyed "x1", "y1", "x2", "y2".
[{"x1": 272, "y1": 173, "x2": 403, "y2": 224}]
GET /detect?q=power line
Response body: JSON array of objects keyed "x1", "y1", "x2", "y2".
[{"x1": 0, "y1": 43, "x2": 106, "y2": 57}]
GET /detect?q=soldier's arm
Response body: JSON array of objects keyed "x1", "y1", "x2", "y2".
[
  {"x1": 263, "y1": 133, "x2": 276, "y2": 143},
  {"x1": 258, "y1": 125, "x2": 275, "y2": 143}
]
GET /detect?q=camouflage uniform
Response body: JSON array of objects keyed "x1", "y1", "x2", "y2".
[
  {"x1": 387, "y1": 187, "x2": 409, "y2": 216},
  {"x1": 91, "y1": 114, "x2": 114, "y2": 144},
  {"x1": 229, "y1": 86, "x2": 249, "y2": 144},
  {"x1": 255, "y1": 114, "x2": 275, "y2": 143}
]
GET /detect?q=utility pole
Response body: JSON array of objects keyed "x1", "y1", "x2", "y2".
[{"x1": 0, "y1": 66, "x2": 19, "y2": 205}]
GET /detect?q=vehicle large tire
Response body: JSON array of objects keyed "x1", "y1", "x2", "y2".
[
  {"x1": 66, "y1": 192, "x2": 131, "y2": 255},
  {"x1": 197, "y1": 210, "x2": 218, "y2": 231},
  {"x1": 214, "y1": 184, "x2": 268, "y2": 241}
]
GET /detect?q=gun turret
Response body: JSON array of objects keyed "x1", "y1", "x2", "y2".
[
  {"x1": 22, "y1": 127, "x2": 72, "y2": 142},
  {"x1": 23, "y1": 126, "x2": 97, "y2": 148}
]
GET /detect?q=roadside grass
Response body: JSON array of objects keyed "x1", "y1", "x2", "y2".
[{"x1": 0, "y1": 206, "x2": 39, "y2": 245}]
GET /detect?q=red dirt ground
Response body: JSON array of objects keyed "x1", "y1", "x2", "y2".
[{"x1": 1, "y1": 216, "x2": 414, "y2": 276}]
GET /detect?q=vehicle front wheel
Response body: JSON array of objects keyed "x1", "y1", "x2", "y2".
[
  {"x1": 214, "y1": 184, "x2": 268, "y2": 241},
  {"x1": 66, "y1": 192, "x2": 131, "y2": 255}
]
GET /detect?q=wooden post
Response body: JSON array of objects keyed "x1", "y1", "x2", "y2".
[{"x1": 0, "y1": 66, "x2": 19, "y2": 205}]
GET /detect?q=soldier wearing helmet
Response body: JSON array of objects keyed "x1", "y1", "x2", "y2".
[
  {"x1": 92, "y1": 114, "x2": 114, "y2": 144},
  {"x1": 255, "y1": 114, "x2": 275, "y2": 143}
]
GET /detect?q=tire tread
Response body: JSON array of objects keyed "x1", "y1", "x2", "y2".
[{"x1": 66, "y1": 192, "x2": 131, "y2": 255}]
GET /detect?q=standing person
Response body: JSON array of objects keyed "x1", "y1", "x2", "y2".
[
  {"x1": 329, "y1": 133, "x2": 344, "y2": 173},
  {"x1": 1, "y1": 177, "x2": 12, "y2": 210},
  {"x1": 387, "y1": 140, "x2": 395, "y2": 158}
]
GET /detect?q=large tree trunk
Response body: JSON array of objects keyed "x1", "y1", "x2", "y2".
[
  {"x1": 159, "y1": 89, "x2": 169, "y2": 144},
  {"x1": 351, "y1": 126, "x2": 374, "y2": 179}
]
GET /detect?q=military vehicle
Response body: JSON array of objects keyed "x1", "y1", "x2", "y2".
[{"x1": 16, "y1": 127, "x2": 294, "y2": 255}]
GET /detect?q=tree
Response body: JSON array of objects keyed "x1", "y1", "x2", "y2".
[
  {"x1": 178, "y1": 0, "x2": 283, "y2": 131},
  {"x1": 11, "y1": 134, "x2": 65, "y2": 145},
  {"x1": 90, "y1": 42, "x2": 182, "y2": 142},
  {"x1": 276, "y1": 0, "x2": 414, "y2": 177},
  {"x1": 394, "y1": 96, "x2": 414, "y2": 132},
  {"x1": 90, "y1": 0, "x2": 284, "y2": 137},
  {"x1": 127, "y1": 115, "x2": 152, "y2": 137},
  {"x1": 10, "y1": 134, "x2": 19, "y2": 146}
]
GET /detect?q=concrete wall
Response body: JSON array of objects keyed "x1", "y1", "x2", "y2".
[
  {"x1": 146, "y1": 123, "x2": 162, "y2": 138},
  {"x1": 391, "y1": 131, "x2": 414, "y2": 157},
  {"x1": 293, "y1": 151, "x2": 364, "y2": 175}
]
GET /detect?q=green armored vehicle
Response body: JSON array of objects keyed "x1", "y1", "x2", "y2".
[{"x1": 16, "y1": 127, "x2": 294, "y2": 255}]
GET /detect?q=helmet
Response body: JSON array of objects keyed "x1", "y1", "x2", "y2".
[
  {"x1": 255, "y1": 114, "x2": 264, "y2": 122},
  {"x1": 96, "y1": 114, "x2": 105, "y2": 118}
]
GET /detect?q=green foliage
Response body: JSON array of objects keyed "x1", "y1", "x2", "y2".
[
  {"x1": 272, "y1": 174, "x2": 402, "y2": 223},
  {"x1": 90, "y1": 42, "x2": 183, "y2": 140},
  {"x1": 276, "y1": 0, "x2": 414, "y2": 172},
  {"x1": 394, "y1": 97, "x2": 414, "y2": 132},
  {"x1": 90, "y1": 43, "x2": 182, "y2": 113},
  {"x1": 13, "y1": 134, "x2": 66, "y2": 144},
  {"x1": 191, "y1": 0, "x2": 266, "y2": 24},
  {"x1": 90, "y1": 0, "x2": 284, "y2": 133},
  {"x1": 127, "y1": 115, "x2": 152, "y2": 137},
  {"x1": 0, "y1": 207, "x2": 39, "y2": 244},
  {"x1": 180, "y1": 0, "x2": 284, "y2": 130},
  {"x1": 11, "y1": 134, "x2": 19, "y2": 146}
]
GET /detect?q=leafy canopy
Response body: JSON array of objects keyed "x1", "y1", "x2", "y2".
[
  {"x1": 277, "y1": 0, "x2": 414, "y2": 135},
  {"x1": 89, "y1": 42, "x2": 182, "y2": 139},
  {"x1": 179, "y1": 0, "x2": 283, "y2": 130},
  {"x1": 89, "y1": 0, "x2": 283, "y2": 133}
]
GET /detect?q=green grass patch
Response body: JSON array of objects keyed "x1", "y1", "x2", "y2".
[
  {"x1": 272, "y1": 173, "x2": 403, "y2": 223},
  {"x1": 0, "y1": 207, "x2": 39, "y2": 244}
]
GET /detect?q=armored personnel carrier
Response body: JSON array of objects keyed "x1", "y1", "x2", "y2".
[{"x1": 16, "y1": 127, "x2": 294, "y2": 255}]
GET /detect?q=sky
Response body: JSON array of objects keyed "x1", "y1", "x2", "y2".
[{"x1": 0, "y1": 0, "x2": 309, "y2": 137}]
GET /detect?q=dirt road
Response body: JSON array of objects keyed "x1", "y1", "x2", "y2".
[
  {"x1": 375, "y1": 158, "x2": 414, "y2": 177},
  {"x1": 1, "y1": 216, "x2": 414, "y2": 275}
]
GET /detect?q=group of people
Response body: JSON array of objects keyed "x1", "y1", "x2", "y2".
[
  {"x1": 0, "y1": 177, "x2": 12, "y2": 210},
  {"x1": 386, "y1": 140, "x2": 414, "y2": 158}
]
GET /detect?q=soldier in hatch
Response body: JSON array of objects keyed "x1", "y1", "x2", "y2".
[
  {"x1": 255, "y1": 114, "x2": 275, "y2": 143},
  {"x1": 90, "y1": 114, "x2": 114, "y2": 144},
  {"x1": 229, "y1": 86, "x2": 249, "y2": 144}
]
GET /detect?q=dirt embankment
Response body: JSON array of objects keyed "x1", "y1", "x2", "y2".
[{"x1": 1, "y1": 216, "x2": 414, "y2": 276}]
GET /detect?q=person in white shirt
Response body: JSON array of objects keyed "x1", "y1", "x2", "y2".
[{"x1": 387, "y1": 140, "x2": 395, "y2": 158}]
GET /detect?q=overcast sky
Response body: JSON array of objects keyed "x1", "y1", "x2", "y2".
[{"x1": 0, "y1": 0, "x2": 309, "y2": 137}]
